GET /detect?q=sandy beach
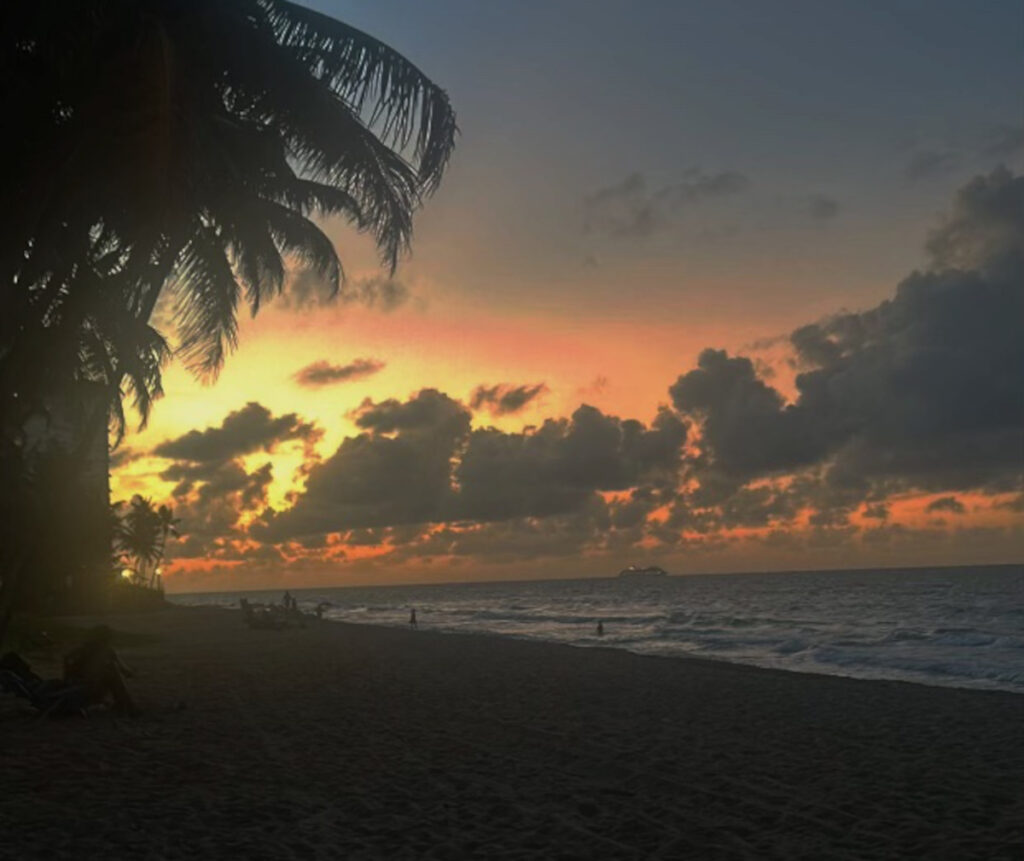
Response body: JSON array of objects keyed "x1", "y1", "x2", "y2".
[{"x1": 2, "y1": 606, "x2": 1022, "y2": 860}]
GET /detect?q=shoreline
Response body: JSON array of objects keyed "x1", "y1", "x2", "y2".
[
  {"x1": 323, "y1": 613, "x2": 1024, "y2": 698},
  {"x1": 4, "y1": 604, "x2": 1023, "y2": 859},
  {"x1": 172, "y1": 593, "x2": 1024, "y2": 697},
  {"x1": 313, "y1": 611, "x2": 1024, "y2": 699}
]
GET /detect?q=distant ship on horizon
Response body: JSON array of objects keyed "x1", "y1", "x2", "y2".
[{"x1": 618, "y1": 565, "x2": 669, "y2": 579}]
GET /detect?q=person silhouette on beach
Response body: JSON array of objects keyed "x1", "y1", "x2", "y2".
[
  {"x1": 283, "y1": 590, "x2": 292, "y2": 609},
  {"x1": 63, "y1": 625, "x2": 138, "y2": 715},
  {"x1": 409, "y1": 608, "x2": 418, "y2": 628},
  {"x1": 597, "y1": 621, "x2": 604, "y2": 637}
]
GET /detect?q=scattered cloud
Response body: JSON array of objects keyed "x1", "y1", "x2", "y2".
[
  {"x1": 979, "y1": 124, "x2": 1024, "y2": 161},
  {"x1": 900, "y1": 122, "x2": 1022, "y2": 185},
  {"x1": 293, "y1": 358, "x2": 385, "y2": 388},
  {"x1": 469, "y1": 383, "x2": 548, "y2": 416},
  {"x1": 578, "y1": 375, "x2": 610, "y2": 397},
  {"x1": 280, "y1": 271, "x2": 411, "y2": 312},
  {"x1": 583, "y1": 169, "x2": 750, "y2": 238},
  {"x1": 806, "y1": 194, "x2": 840, "y2": 221},
  {"x1": 340, "y1": 276, "x2": 410, "y2": 312},
  {"x1": 904, "y1": 149, "x2": 963, "y2": 182}
]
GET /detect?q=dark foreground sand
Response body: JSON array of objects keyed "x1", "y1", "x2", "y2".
[{"x1": 2, "y1": 606, "x2": 1022, "y2": 860}]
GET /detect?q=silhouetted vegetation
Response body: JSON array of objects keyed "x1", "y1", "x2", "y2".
[
  {"x1": 114, "y1": 496, "x2": 180, "y2": 589},
  {"x1": 0, "y1": 1, "x2": 456, "y2": 629}
]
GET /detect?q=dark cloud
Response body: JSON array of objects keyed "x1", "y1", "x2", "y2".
[
  {"x1": 255, "y1": 391, "x2": 472, "y2": 540},
  {"x1": 926, "y1": 496, "x2": 966, "y2": 515},
  {"x1": 904, "y1": 149, "x2": 962, "y2": 182},
  {"x1": 670, "y1": 349, "x2": 817, "y2": 478},
  {"x1": 153, "y1": 402, "x2": 320, "y2": 464},
  {"x1": 926, "y1": 166, "x2": 1024, "y2": 271},
  {"x1": 997, "y1": 493, "x2": 1024, "y2": 513},
  {"x1": 452, "y1": 406, "x2": 687, "y2": 523},
  {"x1": 469, "y1": 383, "x2": 548, "y2": 416},
  {"x1": 351, "y1": 388, "x2": 471, "y2": 437},
  {"x1": 583, "y1": 169, "x2": 750, "y2": 238},
  {"x1": 163, "y1": 460, "x2": 275, "y2": 561},
  {"x1": 293, "y1": 358, "x2": 385, "y2": 388},
  {"x1": 151, "y1": 404, "x2": 321, "y2": 564},
  {"x1": 160, "y1": 460, "x2": 272, "y2": 509},
  {"x1": 862, "y1": 503, "x2": 889, "y2": 521},
  {"x1": 387, "y1": 497, "x2": 616, "y2": 565},
  {"x1": 670, "y1": 169, "x2": 1024, "y2": 503},
  {"x1": 806, "y1": 194, "x2": 840, "y2": 221},
  {"x1": 168, "y1": 171, "x2": 1024, "y2": 570},
  {"x1": 256, "y1": 394, "x2": 686, "y2": 542}
]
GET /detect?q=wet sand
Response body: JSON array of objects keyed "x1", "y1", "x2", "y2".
[{"x1": 2, "y1": 605, "x2": 1022, "y2": 859}]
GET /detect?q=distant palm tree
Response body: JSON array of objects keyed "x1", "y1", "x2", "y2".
[
  {"x1": 151, "y1": 504, "x2": 181, "y2": 588},
  {"x1": 117, "y1": 496, "x2": 179, "y2": 587},
  {"x1": 3, "y1": 0, "x2": 457, "y2": 402}
]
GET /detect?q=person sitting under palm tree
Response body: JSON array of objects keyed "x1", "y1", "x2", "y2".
[{"x1": 63, "y1": 625, "x2": 138, "y2": 716}]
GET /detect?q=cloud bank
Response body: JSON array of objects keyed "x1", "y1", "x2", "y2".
[{"x1": 133, "y1": 170, "x2": 1024, "y2": 577}]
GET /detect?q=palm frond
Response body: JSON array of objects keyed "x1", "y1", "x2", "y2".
[
  {"x1": 260, "y1": 0, "x2": 457, "y2": 191},
  {"x1": 222, "y1": 216, "x2": 287, "y2": 316},
  {"x1": 217, "y1": 27, "x2": 420, "y2": 269},
  {"x1": 4, "y1": 0, "x2": 457, "y2": 398},
  {"x1": 259, "y1": 200, "x2": 342, "y2": 292},
  {"x1": 173, "y1": 224, "x2": 240, "y2": 379}
]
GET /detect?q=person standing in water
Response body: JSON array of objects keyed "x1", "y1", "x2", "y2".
[
  {"x1": 409, "y1": 607, "x2": 418, "y2": 628},
  {"x1": 596, "y1": 621, "x2": 604, "y2": 637}
]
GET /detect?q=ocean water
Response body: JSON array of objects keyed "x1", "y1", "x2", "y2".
[{"x1": 170, "y1": 565, "x2": 1024, "y2": 693}]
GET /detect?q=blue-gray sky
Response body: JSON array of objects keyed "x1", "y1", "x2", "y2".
[{"x1": 321, "y1": 0, "x2": 1021, "y2": 317}]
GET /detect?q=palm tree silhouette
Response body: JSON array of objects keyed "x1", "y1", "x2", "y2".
[
  {"x1": 3, "y1": 0, "x2": 457, "y2": 403},
  {"x1": 152, "y1": 504, "x2": 181, "y2": 588},
  {"x1": 117, "y1": 496, "x2": 180, "y2": 588},
  {"x1": 0, "y1": 2, "x2": 455, "y2": 619}
]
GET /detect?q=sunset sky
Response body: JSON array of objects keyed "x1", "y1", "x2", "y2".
[{"x1": 110, "y1": 0, "x2": 1024, "y2": 591}]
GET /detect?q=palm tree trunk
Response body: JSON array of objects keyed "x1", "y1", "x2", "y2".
[{"x1": 0, "y1": 548, "x2": 30, "y2": 649}]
